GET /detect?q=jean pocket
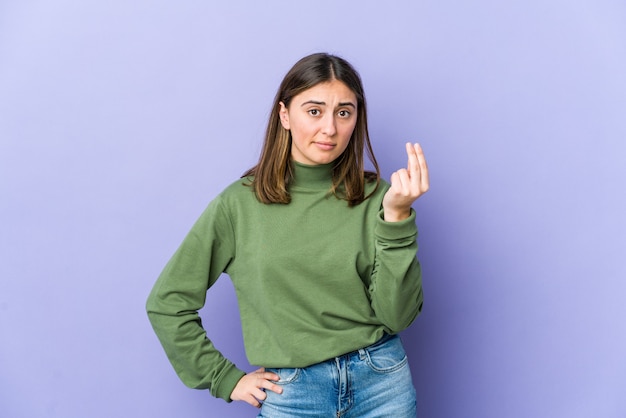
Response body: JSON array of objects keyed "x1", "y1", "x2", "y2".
[
  {"x1": 363, "y1": 335, "x2": 408, "y2": 373},
  {"x1": 266, "y1": 367, "x2": 301, "y2": 385}
]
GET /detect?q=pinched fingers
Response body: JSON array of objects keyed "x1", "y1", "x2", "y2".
[
  {"x1": 383, "y1": 143, "x2": 430, "y2": 221},
  {"x1": 391, "y1": 143, "x2": 429, "y2": 198}
]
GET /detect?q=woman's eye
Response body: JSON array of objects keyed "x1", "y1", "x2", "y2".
[
  {"x1": 338, "y1": 110, "x2": 351, "y2": 118},
  {"x1": 308, "y1": 109, "x2": 320, "y2": 116}
]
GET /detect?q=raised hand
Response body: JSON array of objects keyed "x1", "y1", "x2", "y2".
[
  {"x1": 382, "y1": 142, "x2": 430, "y2": 222},
  {"x1": 230, "y1": 367, "x2": 283, "y2": 408}
]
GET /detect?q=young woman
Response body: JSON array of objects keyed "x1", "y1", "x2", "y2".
[{"x1": 146, "y1": 52, "x2": 429, "y2": 417}]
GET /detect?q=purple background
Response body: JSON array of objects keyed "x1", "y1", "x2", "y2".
[{"x1": 1, "y1": 1, "x2": 625, "y2": 417}]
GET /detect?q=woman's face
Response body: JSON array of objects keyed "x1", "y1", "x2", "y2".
[{"x1": 279, "y1": 80, "x2": 357, "y2": 165}]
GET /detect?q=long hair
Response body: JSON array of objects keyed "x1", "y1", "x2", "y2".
[{"x1": 243, "y1": 53, "x2": 380, "y2": 207}]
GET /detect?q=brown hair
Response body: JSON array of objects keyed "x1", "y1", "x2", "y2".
[{"x1": 243, "y1": 53, "x2": 380, "y2": 206}]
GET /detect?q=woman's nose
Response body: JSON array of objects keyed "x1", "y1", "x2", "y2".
[{"x1": 321, "y1": 114, "x2": 337, "y2": 136}]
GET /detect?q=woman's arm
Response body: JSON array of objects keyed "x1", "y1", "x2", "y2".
[
  {"x1": 369, "y1": 209, "x2": 424, "y2": 332},
  {"x1": 146, "y1": 197, "x2": 245, "y2": 401},
  {"x1": 368, "y1": 143, "x2": 429, "y2": 332}
]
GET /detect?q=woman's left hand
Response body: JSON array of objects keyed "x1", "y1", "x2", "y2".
[{"x1": 382, "y1": 142, "x2": 430, "y2": 222}]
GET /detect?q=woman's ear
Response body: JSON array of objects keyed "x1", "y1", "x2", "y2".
[{"x1": 278, "y1": 102, "x2": 290, "y2": 130}]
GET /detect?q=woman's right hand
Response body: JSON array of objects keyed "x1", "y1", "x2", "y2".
[
  {"x1": 230, "y1": 367, "x2": 283, "y2": 408},
  {"x1": 382, "y1": 142, "x2": 430, "y2": 222}
]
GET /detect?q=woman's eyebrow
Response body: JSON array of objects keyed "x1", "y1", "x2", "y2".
[{"x1": 300, "y1": 100, "x2": 356, "y2": 108}]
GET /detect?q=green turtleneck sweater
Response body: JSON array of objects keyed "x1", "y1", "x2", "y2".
[{"x1": 146, "y1": 162, "x2": 424, "y2": 401}]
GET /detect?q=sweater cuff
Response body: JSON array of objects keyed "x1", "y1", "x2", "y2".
[
  {"x1": 213, "y1": 365, "x2": 247, "y2": 402},
  {"x1": 375, "y1": 208, "x2": 417, "y2": 241}
]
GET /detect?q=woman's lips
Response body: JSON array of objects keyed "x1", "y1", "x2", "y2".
[{"x1": 314, "y1": 142, "x2": 336, "y2": 151}]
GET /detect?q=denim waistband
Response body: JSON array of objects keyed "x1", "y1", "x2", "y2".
[{"x1": 335, "y1": 332, "x2": 396, "y2": 361}]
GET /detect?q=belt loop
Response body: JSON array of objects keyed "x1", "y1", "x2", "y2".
[{"x1": 358, "y1": 347, "x2": 366, "y2": 360}]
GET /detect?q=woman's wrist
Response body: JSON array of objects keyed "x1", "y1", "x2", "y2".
[{"x1": 383, "y1": 208, "x2": 411, "y2": 222}]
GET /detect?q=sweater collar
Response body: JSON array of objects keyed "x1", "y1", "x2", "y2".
[{"x1": 291, "y1": 160, "x2": 333, "y2": 190}]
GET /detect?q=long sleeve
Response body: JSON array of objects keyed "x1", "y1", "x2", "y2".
[
  {"x1": 146, "y1": 196, "x2": 246, "y2": 401},
  {"x1": 368, "y1": 208, "x2": 424, "y2": 333}
]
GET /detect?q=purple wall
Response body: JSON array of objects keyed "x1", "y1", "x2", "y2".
[{"x1": 1, "y1": 1, "x2": 625, "y2": 417}]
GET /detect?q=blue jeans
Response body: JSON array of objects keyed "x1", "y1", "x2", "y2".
[{"x1": 257, "y1": 334, "x2": 417, "y2": 417}]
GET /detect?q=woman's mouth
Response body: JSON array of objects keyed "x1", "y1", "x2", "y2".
[{"x1": 314, "y1": 142, "x2": 336, "y2": 151}]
